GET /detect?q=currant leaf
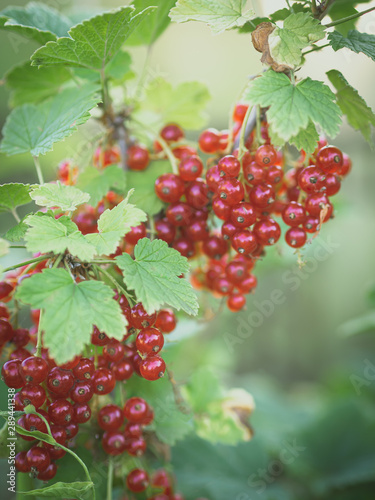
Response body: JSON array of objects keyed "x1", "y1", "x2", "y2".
[
  {"x1": 116, "y1": 238, "x2": 199, "y2": 315},
  {"x1": 4, "y1": 221, "x2": 28, "y2": 243},
  {"x1": 269, "y1": 120, "x2": 319, "y2": 154},
  {"x1": 0, "y1": 84, "x2": 100, "y2": 157},
  {"x1": 76, "y1": 165, "x2": 127, "y2": 207},
  {"x1": 18, "y1": 481, "x2": 94, "y2": 499},
  {"x1": 85, "y1": 193, "x2": 147, "y2": 256},
  {"x1": 105, "y1": 51, "x2": 134, "y2": 81},
  {"x1": 269, "y1": 13, "x2": 325, "y2": 68},
  {"x1": 31, "y1": 6, "x2": 154, "y2": 71},
  {"x1": 0, "y1": 183, "x2": 31, "y2": 213},
  {"x1": 169, "y1": 0, "x2": 255, "y2": 34},
  {"x1": 0, "y1": 2, "x2": 71, "y2": 44},
  {"x1": 24, "y1": 215, "x2": 97, "y2": 261},
  {"x1": 16, "y1": 268, "x2": 127, "y2": 364},
  {"x1": 29, "y1": 182, "x2": 90, "y2": 212},
  {"x1": 127, "y1": 0, "x2": 176, "y2": 45},
  {"x1": 0, "y1": 239, "x2": 10, "y2": 258},
  {"x1": 328, "y1": 29, "x2": 375, "y2": 62},
  {"x1": 244, "y1": 71, "x2": 341, "y2": 143},
  {"x1": 327, "y1": 69, "x2": 375, "y2": 143},
  {"x1": 136, "y1": 78, "x2": 210, "y2": 130},
  {"x1": 5, "y1": 62, "x2": 72, "y2": 106}
]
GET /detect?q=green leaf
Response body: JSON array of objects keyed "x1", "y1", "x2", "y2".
[
  {"x1": 339, "y1": 310, "x2": 375, "y2": 336},
  {"x1": 16, "y1": 268, "x2": 127, "y2": 364},
  {"x1": 0, "y1": 183, "x2": 31, "y2": 213},
  {"x1": 76, "y1": 165, "x2": 126, "y2": 207},
  {"x1": 29, "y1": 182, "x2": 90, "y2": 212},
  {"x1": 31, "y1": 6, "x2": 154, "y2": 71},
  {"x1": 328, "y1": 29, "x2": 375, "y2": 62},
  {"x1": 116, "y1": 238, "x2": 198, "y2": 315},
  {"x1": 269, "y1": 13, "x2": 325, "y2": 68},
  {"x1": 15, "y1": 424, "x2": 55, "y2": 445},
  {"x1": 136, "y1": 77, "x2": 210, "y2": 130},
  {"x1": 271, "y1": 120, "x2": 320, "y2": 154},
  {"x1": 244, "y1": 71, "x2": 341, "y2": 143},
  {"x1": 0, "y1": 1, "x2": 71, "y2": 44},
  {"x1": 125, "y1": 375, "x2": 193, "y2": 445},
  {"x1": 169, "y1": 0, "x2": 255, "y2": 34},
  {"x1": 124, "y1": 160, "x2": 170, "y2": 215},
  {"x1": 0, "y1": 239, "x2": 10, "y2": 258},
  {"x1": 85, "y1": 193, "x2": 147, "y2": 256},
  {"x1": 24, "y1": 214, "x2": 97, "y2": 261},
  {"x1": 105, "y1": 51, "x2": 134, "y2": 81},
  {"x1": 328, "y1": 0, "x2": 372, "y2": 35},
  {"x1": 19, "y1": 481, "x2": 93, "y2": 499},
  {"x1": 5, "y1": 62, "x2": 72, "y2": 106},
  {"x1": 4, "y1": 221, "x2": 28, "y2": 242},
  {"x1": 0, "y1": 84, "x2": 101, "y2": 157},
  {"x1": 127, "y1": 0, "x2": 176, "y2": 45},
  {"x1": 327, "y1": 69, "x2": 375, "y2": 143}
]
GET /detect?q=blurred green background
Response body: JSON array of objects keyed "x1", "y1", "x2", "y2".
[{"x1": 1, "y1": 1, "x2": 375, "y2": 499}]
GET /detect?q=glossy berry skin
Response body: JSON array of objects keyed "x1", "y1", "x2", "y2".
[
  {"x1": 125, "y1": 224, "x2": 147, "y2": 245},
  {"x1": 0, "y1": 282, "x2": 13, "y2": 301},
  {"x1": 126, "y1": 436, "x2": 147, "y2": 456},
  {"x1": 73, "y1": 403, "x2": 91, "y2": 424},
  {"x1": 212, "y1": 277, "x2": 234, "y2": 296},
  {"x1": 253, "y1": 219, "x2": 281, "y2": 246},
  {"x1": 225, "y1": 261, "x2": 249, "y2": 284},
  {"x1": 24, "y1": 411, "x2": 49, "y2": 434},
  {"x1": 221, "y1": 221, "x2": 238, "y2": 241},
  {"x1": 155, "y1": 219, "x2": 176, "y2": 244},
  {"x1": 173, "y1": 238, "x2": 195, "y2": 258},
  {"x1": 140, "y1": 355, "x2": 166, "y2": 381},
  {"x1": 48, "y1": 399, "x2": 74, "y2": 426},
  {"x1": 166, "y1": 202, "x2": 193, "y2": 226},
  {"x1": 324, "y1": 174, "x2": 341, "y2": 196},
  {"x1": 316, "y1": 145, "x2": 343, "y2": 173},
  {"x1": 0, "y1": 318, "x2": 13, "y2": 344},
  {"x1": 103, "y1": 340, "x2": 125, "y2": 363},
  {"x1": 218, "y1": 178, "x2": 244, "y2": 206},
  {"x1": 37, "y1": 463, "x2": 57, "y2": 481},
  {"x1": 282, "y1": 202, "x2": 306, "y2": 227},
  {"x1": 1, "y1": 359, "x2": 23, "y2": 388},
  {"x1": 15, "y1": 452, "x2": 30, "y2": 473},
  {"x1": 102, "y1": 431, "x2": 126, "y2": 456},
  {"x1": 266, "y1": 165, "x2": 283, "y2": 185},
  {"x1": 127, "y1": 145, "x2": 149, "y2": 171},
  {"x1": 26, "y1": 446, "x2": 50, "y2": 473},
  {"x1": 131, "y1": 303, "x2": 156, "y2": 329},
  {"x1": 233, "y1": 103, "x2": 249, "y2": 122},
  {"x1": 185, "y1": 180, "x2": 209, "y2": 209},
  {"x1": 12, "y1": 328, "x2": 30, "y2": 347},
  {"x1": 298, "y1": 166, "x2": 326, "y2": 193},
  {"x1": 232, "y1": 230, "x2": 258, "y2": 255},
  {"x1": 230, "y1": 202, "x2": 256, "y2": 228},
  {"x1": 186, "y1": 220, "x2": 209, "y2": 242},
  {"x1": 249, "y1": 183, "x2": 275, "y2": 208},
  {"x1": 212, "y1": 197, "x2": 231, "y2": 220},
  {"x1": 218, "y1": 155, "x2": 241, "y2": 178},
  {"x1": 243, "y1": 161, "x2": 267, "y2": 185},
  {"x1": 173, "y1": 145, "x2": 197, "y2": 160},
  {"x1": 124, "y1": 397, "x2": 149, "y2": 423},
  {"x1": 178, "y1": 156, "x2": 203, "y2": 181},
  {"x1": 92, "y1": 368, "x2": 116, "y2": 395},
  {"x1": 0, "y1": 303, "x2": 10, "y2": 319},
  {"x1": 155, "y1": 174, "x2": 184, "y2": 203},
  {"x1": 237, "y1": 274, "x2": 258, "y2": 293},
  {"x1": 112, "y1": 359, "x2": 134, "y2": 381},
  {"x1": 136, "y1": 328, "x2": 164, "y2": 355},
  {"x1": 285, "y1": 227, "x2": 307, "y2": 248},
  {"x1": 91, "y1": 327, "x2": 109, "y2": 346},
  {"x1": 19, "y1": 384, "x2": 46, "y2": 408},
  {"x1": 202, "y1": 236, "x2": 228, "y2": 259},
  {"x1": 227, "y1": 293, "x2": 246, "y2": 312},
  {"x1": 305, "y1": 193, "x2": 330, "y2": 216},
  {"x1": 98, "y1": 404, "x2": 124, "y2": 431},
  {"x1": 73, "y1": 358, "x2": 95, "y2": 381},
  {"x1": 155, "y1": 310, "x2": 176, "y2": 333},
  {"x1": 337, "y1": 153, "x2": 351, "y2": 177},
  {"x1": 161, "y1": 123, "x2": 184, "y2": 143},
  {"x1": 124, "y1": 422, "x2": 143, "y2": 438},
  {"x1": 47, "y1": 367, "x2": 74, "y2": 396},
  {"x1": 255, "y1": 144, "x2": 277, "y2": 167},
  {"x1": 206, "y1": 164, "x2": 222, "y2": 192},
  {"x1": 10, "y1": 347, "x2": 31, "y2": 362},
  {"x1": 126, "y1": 468, "x2": 149, "y2": 493},
  {"x1": 45, "y1": 426, "x2": 67, "y2": 460},
  {"x1": 65, "y1": 422, "x2": 79, "y2": 439},
  {"x1": 199, "y1": 128, "x2": 220, "y2": 153},
  {"x1": 20, "y1": 356, "x2": 49, "y2": 384},
  {"x1": 70, "y1": 380, "x2": 93, "y2": 404}
]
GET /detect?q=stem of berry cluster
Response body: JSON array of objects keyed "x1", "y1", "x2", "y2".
[
  {"x1": 324, "y1": 6, "x2": 375, "y2": 27},
  {"x1": 32, "y1": 156, "x2": 44, "y2": 184},
  {"x1": 35, "y1": 310, "x2": 43, "y2": 358},
  {"x1": 3, "y1": 255, "x2": 51, "y2": 273},
  {"x1": 156, "y1": 135, "x2": 179, "y2": 175},
  {"x1": 106, "y1": 457, "x2": 114, "y2": 500}
]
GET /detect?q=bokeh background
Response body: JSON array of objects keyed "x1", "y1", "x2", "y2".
[{"x1": 1, "y1": 1, "x2": 375, "y2": 499}]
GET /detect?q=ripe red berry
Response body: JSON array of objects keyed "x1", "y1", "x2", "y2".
[
  {"x1": 305, "y1": 193, "x2": 330, "y2": 216},
  {"x1": 124, "y1": 397, "x2": 149, "y2": 423},
  {"x1": 155, "y1": 174, "x2": 184, "y2": 203},
  {"x1": 73, "y1": 358, "x2": 95, "y2": 381},
  {"x1": 47, "y1": 367, "x2": 74, "y2": 396},
  {"x1": 218, "y1": 155, "x2": 241, "y2": 178},
  {"x1": 102, "y1": 431, "x2": 126, "y2": 455},
  {"x1": 212, "y1": 196, "x2": 231, "y2": 220},
  {"x1": 199, "y1": 128, "x2": 220, "y2": 153},
  {"x1": 185, "y1": 180, "x2": 210, "y2": 209},
  {"x1": 103, "y1": 340, "x2": 125, "y2": 363},
  {"x1": 230, "y1": 202, "x2": 256, "y2": 228},
  {"x1": 255, "y1": 145, "x2": 277, "y2": 167},
  {"x1": 26, "y1": 446, "x2": 50, "y2": 473},
  {"x1": 15, "y1": 452, "x2": 30, "y2": 473},
  {"x1": 233, "y1": 103, "x2": 249, "y2": 122},
  {"x1": 70, "y1": 380, "x2": 94, "y2": 404},
  {"x1": 92, "y1": 368, "x2": 116, "y2": 395},
  {"x1": 0, "y1": 282, "x2": 13, "y2": 301},
  {"x1": 140, "y1": 355, "x2": 166, "y2": 381},
  {"x1": 11, "y1": 328, "x2": 30, "y2": 347},
  {"x1": 20, "y1": 356, "x2": 49, "y2": 384},
  {"x1": 232, "y1": 230, "x2": 258, "y2": 255},
  {"x1": 48, "y1": 399, "x2": 74, "y2": 426},
  {"x1": 316, "y1": 145, "x2": 343, "y2": 173},
  {"x1": 0, "y1": 303, "x2": 10, "y2": 319},
  {"x1": 37, "y1": 462, "x2": 57, "y2": 481},
  {"x1": 166, "y1": 202, "x2": 193, "y2": 226},
  {"x1": 173, "y1": 237, "x2": 196, "y2": 258},
  {"x1": 303, "y1": 216, "x2": 320, "y2": 233},
  {"x1": 131, "y1": 303, "x2": 156, "y2": 329},
  {"x1": 73, "y1": 403, "x2": 91, "y2": 424},
  {"x1": 127, "y1": 145, "x2": 149, "y2": 171},
  {"x1": 19, "y1": 384, "x2": 46, "y2": 408},
  {"x1": 206, "y1": 164, "x2": 222, "y2": 192},
  {"x1": 266, "y1": 165, "x2": 283, "y2": 185},
  {"x1": 155, "y1": 218, "x2": 176, "y2": 244},
  {"x1": 324, "y1": 174, "x2": 341, "y2": 196},
  {"x1": 0, "y1": 318, "x2": 13, "y2": 344},
  {"x1": 202, "y1": 236, "x2": 228, "y2": 259},
  {"x1": 282, "y1": 202, "x2": 306, "y2": 227},
  {"x1": 225, "y1": 261, "x2": 249, "y2": 284},
  {"x1": 186, "y1": 220, "x2": 210, "y2": 241},
  {"x1": 243, "y1": 160, "x2": 267, "y2": 185},
  {"x1": 249, "y1": 183, "x2": 275, "y2": 208},
  {"x1": 1, "y1": 359, "x2": 23, "y2": 388},
  {"x1": 65, "y1": 422, "x2": 79, "y2": 439},
  {"x1": 125, "y1": 224, "x2": 147, "y2": 245},
  {"x1": 160, "y1": 124, "x2": 184, "y2": 143},
  {"x1": 126, "y1": 436, "x2": 147, "y2": 456},
  {"x1": 237, "y1": 274, "x2": 258, "y2": 293},
  {"x1": 221, "y1": 221, "x2": 238, "y2": 240},
  {"x1": 112, "y1": 358, "x2": 134, "y2": 381},
  {"x1": 136, "y1": 327, "x2": 164, "y2": 355},
  {"x1": 98, "y1": 404, "x2": 124, "y2": 431},
  {"x1": 217, "y1": 178, "x2": 244, "y2": 206},
  {"x1": 178, "y1": 155, "x2": 203, "y2": 181},
  {"x1": 298, "y1": 166, "x2": 326, "y2": 193},
  {"x1": 227, "y1": 293, "x2": 246, "y2": 312},
  {"x1": 127, "y1": 468, "x2": 149, "y2": 493},
  {"x1": 91, "y1": 327, "x2": 109, "y2": 346},
  {"x1": 285, "y1": 227, "x2": 307, "y2": 248},
  {"x1": 155, "y1": 310, "x2": 176, "y2": 333},
  {"x1": 337, "y1": 153, "x2": 351, "y2": 177},
  {"x1": 253, "y1": 218, "x2": 281, "y2": 246}
]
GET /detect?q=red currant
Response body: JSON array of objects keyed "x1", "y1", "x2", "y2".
[
  {"x1": 136, "y1": 327, "x2": 164, "y2": 355},
  {"x1": 98, "y1": 404, "x2": 124, "y2": 431},
  {"x1": 92, "y1": 368, "x2": 116, "y2": 395},
  {"x1": 178, "y1": 155, "x2": 203, "y2": 181},
  {"x1": 127, "y1": 145, "x2": 149, "y2": 171},
  {"x1": 140, "y1": 355, "x2": 166, "y2": 381},
  {"x1": 126, "y1": 468, "x2": 149, "y2": 492}
]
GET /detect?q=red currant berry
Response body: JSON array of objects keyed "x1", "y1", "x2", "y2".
[
  {"x1": 20, "y1": 356, "x2": 49, "y2": 384},
  {"x1": 47, "y1": 367, "x2": 74, "y2": 396},
  {"x1": 73, "y1": 358, "x2": 95, "y2": 381},
  {"x1": 1, "y1": 359, "x2": 23, "y2": 388},
  {"x1": 131, "y1": 303, "x2": 156, "y2": 329},
  {"x1": 185, "y1": 180, "x2": 210, "y2": 209},
  {"x1": 126, "y1": 436, "x2": 147, "y2": 456},
  {"x1": 11, "y1": 328, "x2": 30, "y2": 347},
  {"x1": 212, "y1": 277, "x2": 234, "y2": 296},
  {"x1": 166, "y1": 202, "x2": 193, "y2": 226},
  {"x1": 253, "y1": 218, "x2": 281, "y2": 246},
  {"x1": 15, "y1": 452, "x2": 30, "y2": 473},
  {"x1": 0, "y1": 318, "x2": 13, "y2": 344},
  {"x1": 0, "y1": 282, "x2": 13, "y2": 301},
  {"x1": 73, "y1": 403, "x2": 91, "y2": 423},
  {"x1": 298, "y1": 166, "x2": 326, "y2": 193},
  {"x1": 92, "y1": 368, "x2": 116, "y2": 395},
  {"x1": 206, "y1": 164, "x2": 222, "y2": 192},
  {"x1": 212, "y1": 196, "x2": 231, "y2": 220},
  {"x1": 48, "y1": 399, "x2": 74, "y2": 426},
  {"x1": 127, "y1": 468, "x2": 149, "y2": 493},
  {"x1": 324, "y1": 174, "x2": 341, "y2": 196},
  {"x1": 124, "y1": 422, "x2": 142, "y2": 438},
  {"x1": 249, "y1": 183, "x2": 275, "y2": 208},
  {"x1": 305, "y1": 193, "x2": 330, "y2": 216},
  {"x1": 98, "y1": 404, "x2": 124, "y2": 431},
  {"x1": 227, "y1": 293, "x2": 246, "y2": 312},
  {"x1": 140, "y1": 355, "x2": 166, "y2": 381},
  {"x1": 282, "y1": 202, "x2": 306, "y2": 227},
  {"x1": 127, "y1": 145, "x2": 149, "y2": 171},
  {"x1": 155, "y1": 310, "x2": 176, "y2": 333},
  {"x1": 255, "y1": 145, "x2": 277, "y2": 167},
  {"x1": 136, "y1": 327, "x2": 164, "y2": 355},
  {"x1": 225, "y1": 261, "x2": 249, "y2": 284},
  {"x1": 199, "y1": 128, "x2": 220, "y2": 153},
  {"x1": 237, "y1": 274, "x2": 258, "y2": 293},
  {"x1": 218, "y1": 155, "x2": 241, "y2": 178},
  {"x1": 202, "y1": 236, "x2": 228, "y2": 259},
  {"x1": 243, "y1": 160, "x2": 267, "y2": 185},
  {"x1": 19, "y1": 384, "x2": 46, "y2": 408},
  {"x1": 217, "y1": 179, "x2": 244, "y2": 206},
  {"x1": 285, "y1": 227, "x2": 307, "y2": 248},
  {"x1": 230, "y1": 202, "x2": 256, "y2": 228},
  {"x1": 173, "y1": 145, "x2": 197, "y2": 160},
  {"x1": 266, "y1": 165, "x2": 283, "y2": 185},
  {"x1": 91, "y1": 326, "x2": 109, "y2": 346},
  {"x1": 24, "y1": 411, "x2": 49, "y2": 434},
  {"x1": 160, "y1": 123, "x2": 184, "y2": 143},
  {"x1": 125, "y1": 224, "x2": 147, "y2": 245},
  {"x1": 112, "y1": 358, "x2": 134, "y2": 381},
  {"x1": 303, "y1": 216, "x2": 320, "y2": 233},
  {"x1": 186, "y1": 220, "x2": 210, "y2": 241},
  {"x1": 233, "y1": 103, "x2": 249, "y2": 122},
  {"x1": 103, "y1": 340, "x2": 125, "y2": 363},
  {"x1": 0, "y1": 303, "x2": 10, "y2": 319},
  {"x1": 173, "y1": 238, "x2": 196, "y2": 258},
  {"x1": 102, "y1": 431, "x2": 126, "y2": 455},
  {"x1": 155, "y1": 174, "x2": 184, "y2": 203},
  {"x1": 316, "y1": 145, "x2": 343, "y2": 173},
  {"x1": 26, "y1": 446, "x2": 50, "y2": 473},
  {"x1": 178, "y1": 155, "x2": 203, "y2": 181},
  {"x1": 70, "y1": 380, "x2": 93, "y2": 404},
  {"x1": 337, "y1": 153, "x2": 351, "y2": 177},
  {"x1": 155, "y1": 218, "x2": 176, "y2": 244},
  {"x1": 37, "y1": 463, "x2": 57, "y2": 481},
  {"x1": 232, "y1": 230, "x2": 258, "y2": 255},
  {"x1": 124, "y1": 397, "x2": 149, "y2": 423},
  {"x1": 221, "y1": 221, "x2": 237, "y2": 240}
]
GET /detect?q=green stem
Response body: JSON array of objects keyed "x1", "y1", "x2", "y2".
[
  {"x1": 100, "y1": 67, "x2": 110, "y2": 113},
  {"x1": 35, "y1": 310, "x2": 43, "y2": 357},
  {"x1": 324, "y1": 6, "x2": 375, "y2": 28},
  {"x1": 106, "y1": 457, "x2": 114, "y2": 500},
  {"x1": 33, "y1": 156, "x2": 44, "y2": 184},
  {"x1": 17, "y1": 472, "x2": 34, "y2": 500},
  {"x1": 3, "y1": 255, "x2": 50, "y2": 273},
  {"x1": 94, "y1": 265, "x2": 135, "y2": 306},
  {"x1": 11, "y1": 208, "x2": 21, "y2": 223},
  {"x1": 238, "y1": 105, "x2": 254, "y2": 160},
  {"x1": 303, "y1": 43, "x2": 330, "y2": 56},
  {"x1": 255, "y1": 105, "x2": 262, "y2": 145},
  {"x1": 9, "y1": 245, "x2": 26, "y2": 249},
  {"x1": 157, "y1": 135, "x2": 179, "y2": 175}
]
